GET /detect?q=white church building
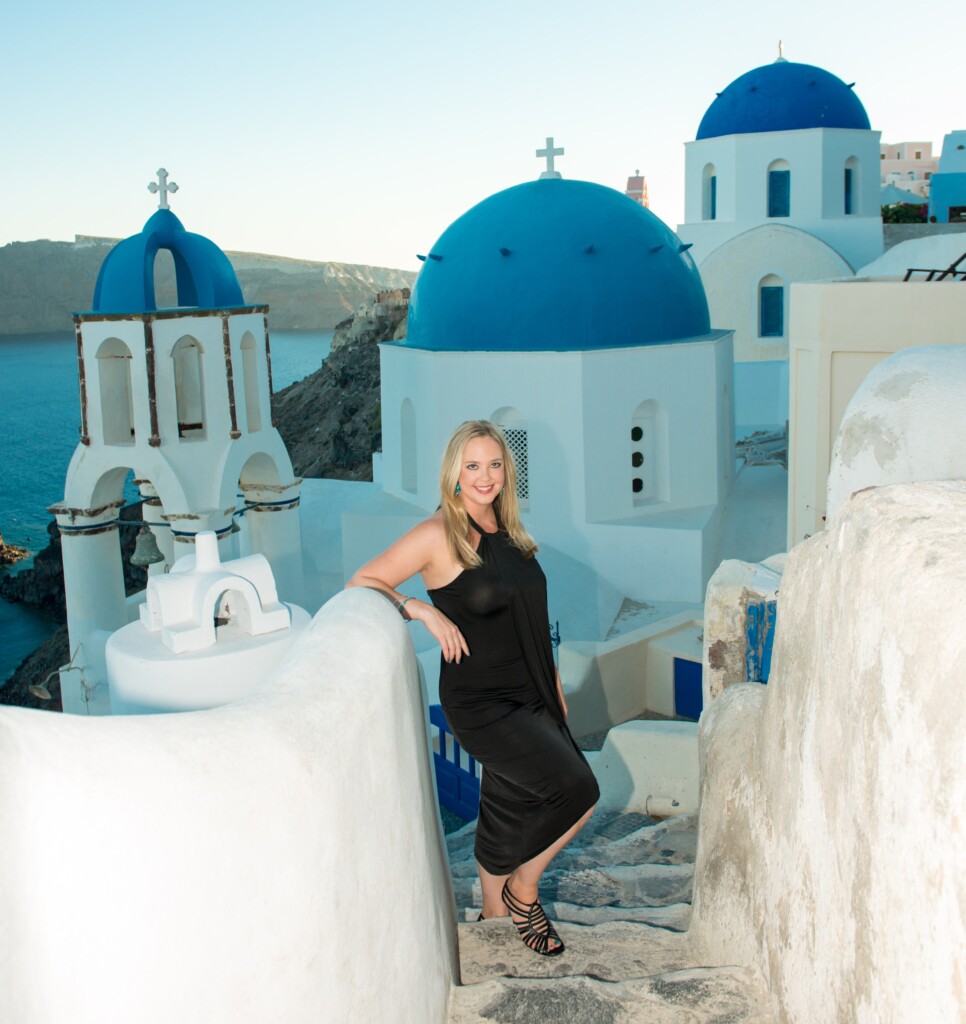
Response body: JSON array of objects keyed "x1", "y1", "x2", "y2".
[
  {"x1": 677, "y1": 53, "x2": 884, "y2": 431},
  {"x1": 377, "y1": 171, "x2": 735, "y2": 608}
]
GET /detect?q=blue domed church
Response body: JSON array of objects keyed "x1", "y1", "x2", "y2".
[
  {"x1": 677, "y1": 53, "x2": 883, "y2": 430},
  {"x1": 373, "y1": 172, "x2": 734, "y2": 614}
]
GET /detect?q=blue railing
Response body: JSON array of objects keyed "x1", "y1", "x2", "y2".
[
  {"x1": 745, "y1": 600, "x2": 777, "y2": 683},
  {"x1": 429, "y1": 704, "x2": 480, "y2": 821}
]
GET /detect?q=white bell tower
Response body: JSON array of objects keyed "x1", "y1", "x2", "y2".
[{"x1": 52, "y1": 171, "x2": 303, "y2": 714}]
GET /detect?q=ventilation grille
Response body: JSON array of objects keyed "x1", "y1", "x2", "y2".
[{"x1": 502, "y1": 427, "x2": 529, "y2": 503}]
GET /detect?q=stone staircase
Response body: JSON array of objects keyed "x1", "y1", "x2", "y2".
[{"x1": 445, "y1": 809, "x2": 775, "y2": 1023}]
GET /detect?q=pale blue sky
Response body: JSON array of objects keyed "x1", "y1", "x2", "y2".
[{"x1": 2, "y1": 0, "x2": 960, "y2": 271}]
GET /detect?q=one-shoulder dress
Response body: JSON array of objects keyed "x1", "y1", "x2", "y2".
[{"x1": 427, "y1": 516, "x2": 599, "y2": 875}]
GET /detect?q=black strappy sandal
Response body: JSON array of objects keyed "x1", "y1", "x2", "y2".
[{"x1": 501, "y1": 880, "x2": 565, "y2": 956}]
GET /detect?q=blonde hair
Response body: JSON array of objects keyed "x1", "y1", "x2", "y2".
[{"x1": 439, "y1": 420, "x2": 537, "y2": 568}]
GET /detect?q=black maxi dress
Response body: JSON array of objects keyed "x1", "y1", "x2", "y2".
[{"x1": 427, "y1": 516, "x2": 599, "y2": 875}]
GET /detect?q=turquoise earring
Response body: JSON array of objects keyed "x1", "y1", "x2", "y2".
[{"x1": 455, "y1": 483, "x2": 461, "y2": 496}]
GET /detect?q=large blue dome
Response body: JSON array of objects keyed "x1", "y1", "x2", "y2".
[
  {"x1": 91, "y1": 209, "x2": 245, "y2": 314},
  {"x1": 404, "y1": 178, "x2": 710, "y2": 352},
  {"x1": 696, "y1": 61, "x2": 870, "y2": 141}
]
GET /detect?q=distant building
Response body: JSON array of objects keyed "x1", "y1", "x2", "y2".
[
  {"x1": 624, "y1": 170, "x2": 649, "y2": 207},
  {"x1": 928, "y1": 131, "x2": 966, "y2": 223},
  {"x1": 879, "y1": 140, "x2": 936, "y2": 200}
]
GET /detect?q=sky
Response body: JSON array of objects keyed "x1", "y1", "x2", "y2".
[{"x1": 2, "y1": 0, "x2": 962, "y2": 272}]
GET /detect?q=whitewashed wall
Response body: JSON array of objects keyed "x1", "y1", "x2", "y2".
[
  {"x1": 0, "y1": 588, "x2": 458, "y2": 1024},
  {"x1": 689, "y1": 482, "x2": 966, "y2": 1023},
  {"x1": 699, "y1": 223, "x2": 852, "y2": 364}
]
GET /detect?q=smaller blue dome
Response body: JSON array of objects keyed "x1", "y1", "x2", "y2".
[
  {"x1": 405, "y1": 179, "x2": 710, "y2": 352},
  {"x1": 91, "y1": 209, "x2": 244, "y2": 313},
  {"x1": 697, "y1": 61, "x2": 870, "y2": 140}
]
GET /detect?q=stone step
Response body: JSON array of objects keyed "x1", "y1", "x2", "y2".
[
  {"x1": 457, "y1": 919, "x2": 691, "y2": 985},
  {"x1": 449, "y1": 965, "x2": 776, "y2": 1023},
  {"x1": 550, "y1": 814, "x2": 698, "y2": 872}
]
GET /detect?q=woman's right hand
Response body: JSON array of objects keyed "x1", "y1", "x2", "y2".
[{"x1": 406, "y1": 600, "x2": 470, "y2": 664}]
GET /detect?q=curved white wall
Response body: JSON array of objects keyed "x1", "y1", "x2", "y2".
[
  {"x1": 700, "y1": 224, "x2": 852, "y2": 363},
  {"x1": 0, "y1": 588, "x2": 458, "y2": 1024},
  {"x1": 828, "y1": 345, "x2": 966, "y2": 523}
]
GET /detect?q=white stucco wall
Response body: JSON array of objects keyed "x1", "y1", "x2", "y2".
[
  {"x1": 689, "y1": 482, "x2": 966, "y2": 1023},
  {"x1": 827, "y1": 345, "x2": 966, "y2": 523},
  {"x1": 787, "y1": 280, "x2": 966, "y2": 546},
  {"x1": 0, "y1": 588, "x2": 458, "y2": 1024}
]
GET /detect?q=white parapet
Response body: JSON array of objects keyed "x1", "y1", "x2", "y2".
[
  {"x1": 0, "y1": 588, "x2": 458, "y2": 1024},
  {"x1": 593, "y1": 719, "x2": 700, "y2": 815},
  {"x1": 689, "y1": 481, "x2": 966, "y2": 1023}
]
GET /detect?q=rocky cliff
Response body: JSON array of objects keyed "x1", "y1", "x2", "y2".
[
  {"x1": 272, "y1": 288, "x2": 406, "y2": 478},
  {"x1": 0, "y1": 238, "x2": 416, "y2": 335}
]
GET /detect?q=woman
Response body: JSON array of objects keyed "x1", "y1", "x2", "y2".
[{"x1": 347, "y1": 420, "x2": 598, "y2": 956}]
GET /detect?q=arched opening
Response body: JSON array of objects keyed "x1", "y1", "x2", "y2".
[
  {"x1": 400, "y1": 398, "x2": 416, "y2": 493},
  {"x1": 702, "y1": 163, "x2": 717, "y2": 221},
  {"x1": 758, "y1": 274, "x2": 785, "y2": 338},
  {"x1": 767, "y1": 159, "x2": 791, "y2": 218},
  {"x1": 844, "y1": 156, "x2": 860, "y2": 215},
  {"x1": 213, "y1": 588, "x2": 253, "y2": 633},
  {"x1": 172, "y1": 336, "x2": 205, "y2": 438},
  {"x1": 152, "y1": 248, "x2": 178, "y2": 309},
  {"x1": 241, "y1": 332, "x2": 261, "y2": 433},
  {"x1": 630, "y1": 399, "x2": 669, "y2": 507},
  {"x1": 96, "y1": 337, "x2": 135, "y2": 445},
  {"x1": 491, "y1": 407, "x2": 529, "y2": 510}
]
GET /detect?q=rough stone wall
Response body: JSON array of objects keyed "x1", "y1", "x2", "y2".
[
  {"x1": 701, "y1": 555, "x2": 784, "y2": 705},
  {"x1": 690, "y1": 481, "x2": 966, "y2": 1023}
]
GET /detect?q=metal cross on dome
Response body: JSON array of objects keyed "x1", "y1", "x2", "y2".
[
  {"x1": 536, "y1": 137, "x2": 564, "y2": 179},
  {"x1": 148, "y1": 168, "x2": 179, "y2": 210}
]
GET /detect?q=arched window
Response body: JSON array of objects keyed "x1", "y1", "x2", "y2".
[
  {"x1": 400, "y1": 399, "x2": 416, "y2": 493},
  {"x1": 96, "y1": 337, "x2": 135, "y2": 445},
  {"x1": 240, "y1": 332, "x2": 261, "y2": 432},
  {"x1": 702, "y1": 163, "x2": 717, "y2": 221},
  {"x1": 491, "y1": 407, "x2": 529, "y2": 510},
  {"x1": 630, "y1": 399, "x2": 669, "y2": 506},
  {"x1": 172, "y1": 336, "x2": 205, "y2": 438},
  {"x1": 767, "y1": 159, "x2": 791, "y2": 218},
  {"x1": 844, "y1": 156, "x2": 859, "y2": 215},
  {"x1": 758, "y1": 274, "x2": 784, "y2": 338}
]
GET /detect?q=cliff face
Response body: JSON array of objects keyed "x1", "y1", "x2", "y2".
[
  {"x1": 0, "y1": 239, "x2": 416, "y2": 335},
  {"x1": 271, "y1": 289, "x2": 406, "y2": 478}
]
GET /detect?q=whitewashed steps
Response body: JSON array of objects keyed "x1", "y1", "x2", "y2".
[
  {"x1": 457, "y1": 919, "x2": 691, "y2": 985},
  {"x1": 449, "y1": 966, "x2": 775, "y2": 1024},
  {"x1": 445, "y1": 808, "x2": 776, "y2": 1022}
]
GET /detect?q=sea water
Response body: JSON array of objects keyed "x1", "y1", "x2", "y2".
[{"x1": 0, "y1": 328, "x2": 333, "y2": 684}]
